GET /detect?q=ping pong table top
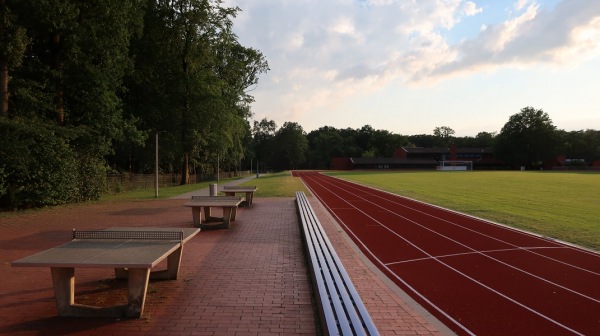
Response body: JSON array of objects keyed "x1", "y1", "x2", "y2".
[
  {"x1": 222, "y1": 186, "x2": 258, "y2": 191},
  {"x1": 12, "y1": 227, "x2": 199, "y2": 269}
]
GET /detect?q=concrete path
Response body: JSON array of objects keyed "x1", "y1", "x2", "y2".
[{"x1": 170, "y1": 175, "x2": 259, "y2": 199}]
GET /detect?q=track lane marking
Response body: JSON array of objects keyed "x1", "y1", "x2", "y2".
[
  {"x1": 386, "y1": 246, "x2": 569, "y2": 265},
  {"x1": 315, "y1": 173, "x2": 600, "y2": 304},
  {"x1": 298, "y1": 172, "x2": 590, "y2": 336},
  {"x1": 330, "y1": 174, "x2": 600, "y2": 275}
]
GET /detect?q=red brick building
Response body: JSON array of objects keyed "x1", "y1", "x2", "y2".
[{"x1": 332, "y1": 145, "x2": 501, "y2": 170}]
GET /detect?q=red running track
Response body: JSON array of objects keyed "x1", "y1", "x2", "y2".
[{"x1": 294, "y1": 171, "x2": 600, "y2": 336}]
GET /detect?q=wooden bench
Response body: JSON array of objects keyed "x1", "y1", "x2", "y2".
[
  {"x1": 183, "y1": 195, "x2": 244, "y2": 229},
  {"x1": 296, "y1": 191, "x2": 379, "y2": 336},
  {"x1": 12, "y1": 227, "x2": 199, "y2": 318},
  {"x1": 222, "y1": 185, "x2": 258, "y2": 207}
]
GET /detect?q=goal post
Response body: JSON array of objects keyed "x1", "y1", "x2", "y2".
[{"x1": 437, "y1": 160, "x2": 473, "y2": 171}]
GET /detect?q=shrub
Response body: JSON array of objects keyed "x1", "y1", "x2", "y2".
[{"x1": 0, "y1": 118, "x2": 105, "y2": 208}]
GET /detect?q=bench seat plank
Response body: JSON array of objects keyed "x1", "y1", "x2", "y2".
[{"x1": 296, "y1": 191, "x2": 379, "y2": 336}]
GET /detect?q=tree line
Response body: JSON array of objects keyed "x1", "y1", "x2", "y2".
[
  {"x1": 0, "y1": 0, "x2": 268, "y2": 208},
  {"x1": 252, "y1": 107, "x2": 600, "y2": 171},
  {"x1": 1, "y1": 2, "x2": 598, "y2": 209}
]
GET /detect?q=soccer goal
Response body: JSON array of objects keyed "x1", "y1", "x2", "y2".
[{"x1": 437, "y1": 160, "x2": 473, "y2": 171}]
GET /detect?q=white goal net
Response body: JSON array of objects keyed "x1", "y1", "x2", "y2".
[{"x1": 437, "y1": 160, "x2": 473, "y2": 171}]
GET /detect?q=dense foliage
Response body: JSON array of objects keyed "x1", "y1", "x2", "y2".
[
  {"x1": 494, "y1": 107, "x2": 560, "y2": 168},
  {"x1": 0, "y1": 0, "x2": 268, "y2": 208},
  {"x1": 1, "y1": 1, "x2": 598, "y2": 209}
]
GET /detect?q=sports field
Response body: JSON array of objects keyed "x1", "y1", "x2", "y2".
[
  {"x1": 295, "y1": 171, "x2": 600, "y2": 335},
  {"x1": 327, "y1": 171, "x2": 600, "y2": 251}
]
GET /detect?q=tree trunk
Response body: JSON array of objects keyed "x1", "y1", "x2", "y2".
[
  {"x1": 180, "y1": 152, "x2": 190, "y2": 185},
  {"x1": 52, "y1": 32, "x2": 65, "y2": 124},
  {"x1": 1, "y1": 60, "x2": 8, "y2": 117}
]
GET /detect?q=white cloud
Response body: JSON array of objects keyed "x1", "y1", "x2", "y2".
[
  {"x1": 514, "y1": 0, "x2": 532, "y2": 11},
  {"x1": 463, "y1": 1, "x2": 483, "y2": 16},
  {"x1": 226, "y1": 0, "x2": 600, "y2": 132},
  {"x1": 431, "y1": 0, "x2": 600, "y2": 79}
]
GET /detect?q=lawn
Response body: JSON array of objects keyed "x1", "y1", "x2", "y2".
[
  {"x1": 99, "y1": 171, "x2": 308, "y2": 201},
  {"x1": 327, "y1": 171, "x2": 600, "y2": 251},
  {"x1": 235, "y1": 171, "x2": 309, "y2": 197}
]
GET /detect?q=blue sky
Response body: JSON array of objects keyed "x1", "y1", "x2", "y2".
[{"x1": 224, "y1": 0, "x2": 600, "y2": 136}]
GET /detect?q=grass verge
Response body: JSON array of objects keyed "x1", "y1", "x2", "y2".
[{"x1": 235, "y1": 171, "x2": 309, "y2": 197}]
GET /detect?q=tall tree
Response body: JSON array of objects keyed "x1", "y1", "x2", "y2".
[
  {"x1": 251, "y1": 118, "x2": 277, "y2": 171},
  {"x1": 494, "y1": 106, "x2": 560, "y2": 168},
  {"x1": 307, "y1": 126, "x2": 346, "y2": 169},
  {"x1": 0, "y1": 0, "x2": 28, "y2": 117},
  {"x1": 273, "y1": 122, "x2": 307, "y2": 170},
  {"x1": 561, "y1": 129, "x2": 600, "y2": 165},
  {"x1": 433, "y1": 126, "x2": 455, "y2": 146}
]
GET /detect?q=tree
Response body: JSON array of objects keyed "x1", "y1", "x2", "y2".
[
  {"x1": 0, "y1": 0, "x2": 28, "y2": 117},
  {"x1": 409, "y1": 134, "x2": 444, "y2": 147},
  {"x1": 433, "y1": 126, "x2": 455, "y2": 146},
  {"x1": 561, "y1": 129, "x2": 600, "y2": 165},
  {"x1": 494, "y1": 107, "x2": 560, "y2": 168},
  {"x1": 273, "y1": 122, "x2": 308, "y2": 170},
  {"x1": 453, "y1": 131, "x2": 496, "y2": 147},
  {"x1": 252, "y1": 118, "x2": 277, "y2": 171}
]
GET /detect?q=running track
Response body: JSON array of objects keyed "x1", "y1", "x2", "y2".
[{"x1": 294, "y1": 171, "x2": 600, "y2": 336}]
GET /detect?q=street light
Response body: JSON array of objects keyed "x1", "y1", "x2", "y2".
[{"x1": 155, "y1": 131, "x2": 165, "y2": 198}]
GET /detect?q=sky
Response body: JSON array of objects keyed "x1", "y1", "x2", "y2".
[{"x1": 223, "y1": 0, "x2": 600, "y2": 137}]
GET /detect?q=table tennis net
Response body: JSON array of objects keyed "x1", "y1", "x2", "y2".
[{"x1": 72, "y1": 230, "x2": 183, "y2": 241}]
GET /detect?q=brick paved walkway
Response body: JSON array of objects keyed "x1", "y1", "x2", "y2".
[{"x1": 0, "y1": 195, "x2": 452, "y2": 336}]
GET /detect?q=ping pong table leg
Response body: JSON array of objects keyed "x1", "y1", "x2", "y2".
[
  {"x1": 149, "y1": 246, "x2": 183, "y2": 280},
  {"x1": 126, "y1": 268, "x2": 151, "y2": 318},
  {"x1": 166, "y1": 246, "x2": 182, "y2": 279},
  {"x1": 231, "y1": 206, "x2": 238, "y2": 221},
  {"x1": 51, "y1": 267, "x2": 75, "y2": 316},
  {"x1": 222, "y1": 207, "x2": 234, "y2": 228},
  {"x1": 191, "y1": 206, "x2": 201, "y2": 227}
]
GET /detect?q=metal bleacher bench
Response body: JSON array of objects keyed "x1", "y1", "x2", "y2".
[{"x1": 295, "y1": 191, "x2": 379, "y2": 336}]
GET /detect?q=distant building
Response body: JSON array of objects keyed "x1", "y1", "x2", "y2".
[{"x1": 331, "y1": 144, "x2": 502, "y2": 170}]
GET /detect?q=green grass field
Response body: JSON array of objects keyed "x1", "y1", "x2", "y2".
[
  {"x1": 327, "y1": 171, "x2": 600, "y2": 251},
  {"x1": 237, "y1": 171, "x2": 308, "y2": 197},
  {"x1": 98, "y1": 171, "x2": 308, "y2": 201}
]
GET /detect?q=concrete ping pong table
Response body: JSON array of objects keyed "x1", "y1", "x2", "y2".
[
  {"x1": 183, "y1": 195, "x2": 245, "y2": 229},
  {"x1": 222, "y1": 186, "x2": 258, "y2": 207},
  {"x1": 12, "y1": 227, "x2": 199, "y2": 318}
]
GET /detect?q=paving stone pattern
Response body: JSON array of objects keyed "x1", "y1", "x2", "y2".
[{"x1": 0, "y1": 196, "x2": 448, "y2": 336}]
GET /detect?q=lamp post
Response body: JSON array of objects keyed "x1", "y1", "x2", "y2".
[{"x1": 155, "y1": 131, "x2": 165, "y2": 198}]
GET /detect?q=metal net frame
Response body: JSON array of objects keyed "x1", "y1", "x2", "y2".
[{"x1": 72, "y1": 230, "x2": 183, "y2": 241}]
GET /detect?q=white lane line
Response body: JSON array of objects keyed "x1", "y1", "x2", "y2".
[
  {"x1": 385, "y1": 246, "x2": 568, "y2": 266},
  {"x1": 302, "y1": 173, "x2": 588, "y2": 336},
  {"x1": 331, "y1": 175, "x2": 600, "y2": 276}
]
